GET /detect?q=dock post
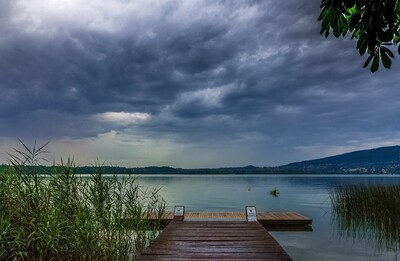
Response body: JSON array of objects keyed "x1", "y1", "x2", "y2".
[
  {"x1": 173, "y1": 206, "x2": 185, "y2": 221},
  {"x1": 246, "y1": 206, "x2": 257, "y2": 221}
]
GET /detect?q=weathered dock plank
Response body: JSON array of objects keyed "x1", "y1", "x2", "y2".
[
  {"x1": 143, "y1": 211, "x2": 312, "y2": 230},
  {"x1": 153, "y1": 211, "x2": 311, "y2": 222},
  {"x1": 137, "y1": 221, "x2": 293, "y2": 261}
]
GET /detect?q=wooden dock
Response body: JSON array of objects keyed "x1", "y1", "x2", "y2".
[
  {"x1": 137, "y1": 220, "x2": 293, "y2": 260},
  {"x1": 150, "y1": 211, "x2": 312, "y2": 231}
]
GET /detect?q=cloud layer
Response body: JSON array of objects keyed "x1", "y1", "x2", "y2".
[{"x1": 1, "y1": 0, "x2": 400, "y2": 167}]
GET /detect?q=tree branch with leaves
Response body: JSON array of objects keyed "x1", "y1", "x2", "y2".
[{"x1": 319, "y1": 0, "x2": 400, "y2": 72}]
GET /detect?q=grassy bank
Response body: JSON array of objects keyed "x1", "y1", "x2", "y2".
[
  {"x1": 331, "y1": 184, "x2": 400, "y2": 252},
  {"x1": 0, "y1": 144, "x2": 165, "y2": 260}
]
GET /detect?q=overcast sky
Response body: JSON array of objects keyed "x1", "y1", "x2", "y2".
[{"x1": 1, "y1": 0, "x2": 400, "y2": 168}]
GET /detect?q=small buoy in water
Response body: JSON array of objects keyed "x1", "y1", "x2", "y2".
[{"x1": 248, "y1": 188, "x2": 251, "y2": 191}]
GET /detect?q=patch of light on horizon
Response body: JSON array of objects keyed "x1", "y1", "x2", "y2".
[
  {"x1": 44, "y1": 131, "x2": 188, "y2": 167},
  {"x1": 95, "y1": 111, "x2": 151, "y2": 125}
]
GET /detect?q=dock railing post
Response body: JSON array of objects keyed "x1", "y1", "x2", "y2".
[
  {"x1": 246, "y1": 206, "x2": 257, "y2": 222},
  {"x1": 173, "y1": 206, "x2": 185, "y2": 221}
]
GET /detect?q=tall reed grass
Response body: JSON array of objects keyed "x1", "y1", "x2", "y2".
[
  {"x1": 0, "y1": 143, "x2": 165, "y2": 260},
  {"x1": 331, "y1": 184, "x2": 400, "y2": 252}
]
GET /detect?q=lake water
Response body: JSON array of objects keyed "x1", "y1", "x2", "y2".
[{"x1": 137, "y1": 174, "x2": 400, "y2": 261}]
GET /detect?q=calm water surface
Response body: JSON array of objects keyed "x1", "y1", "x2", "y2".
[{"x1": 136, "y1": 174, "x2": 400, "y2": 261}]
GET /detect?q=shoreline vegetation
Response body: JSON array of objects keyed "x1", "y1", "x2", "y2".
[
  {"x1": 0, "y1": 165, "x2": 399, "y2": 175},
  {"x1": 0, "y1": 144, "x2": 165, "y2": 260},
  {"x1": 331, "y1": 184, "x2": 400, "y2": 252}
]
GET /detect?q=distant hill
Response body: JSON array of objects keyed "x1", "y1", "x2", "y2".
[
  {"x1": 280, "y1": 145, "x2": 400, "y2": 173},
  {"x1": 2, "y1": 146, "x2": 400, "y2": 174},
  {"x1": 69, "y1": 146, "x2": 400, "y2": 174}
]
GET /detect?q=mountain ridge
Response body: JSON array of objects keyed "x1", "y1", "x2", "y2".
[
  {"x1": 279, "y1": 145, "x2": 400, "y2": 173},
  {"x1": 2, "y1": 145, "x2": 400, "y2": 174},
  {"x1": 62, "y1": 145, "x2": 400, "y2": 174}
]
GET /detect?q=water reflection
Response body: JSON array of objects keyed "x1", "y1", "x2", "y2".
[
  {"x1": 332, "y1": 184, "x2": 400, "y2": 253},
  {"x1": 136, "y1": 174, "x2": 400, "y2": 260}
]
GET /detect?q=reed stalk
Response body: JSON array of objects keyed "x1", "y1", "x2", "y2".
[
  {"x1": 331, "y1": 184, "x2": 400, "y2": 252},
  {"x1": 0, "y1": 142, "x2": 165, "y2": 260}
]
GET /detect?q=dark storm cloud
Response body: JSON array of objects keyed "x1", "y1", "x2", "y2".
[
  {"x1": 0, "y1": 0, "x2": 251, "y2": 137},
  {"x1": 1, "y1": 0, "x2": 400, "y2": 166}
]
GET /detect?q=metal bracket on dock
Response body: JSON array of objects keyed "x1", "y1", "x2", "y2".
[
  {"x1": 246, "y1": 206, "x2": 257, "y2": 222},
  {"x1": 174, "y1": 206, "x2": 185, "y2": 221}
]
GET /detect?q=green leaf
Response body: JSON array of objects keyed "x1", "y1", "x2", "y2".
[
  {"x1": 331, "y1": 8, "x2": 339, "y2": 28},
  {"x1": 381, "y1": 49, "x2": 392, "y2": 69},
  {"x1": 318, "y1": 7, "x2": 328, "y2": 21},
  {"x1": 333, "y1": 25, "x2": 341, "y2": 37},
  {"x1": 347, "y1": 5, "x2": 358, "y2": 15},
  {"x1": 371, "y1": 53, "x2": 380, "y2": 73},
  {"x1": 321, "y1": 17, "x2": 330, "y2": 35},
  {"x1": 339, "y1": 15, "x2": 348, "y2": 36},
  {"x1": 320, "y1": 7, "x2": 333, "y2": 37},
  {"x1": 352, "y1": 30, "x2": 360, "y2": 40},
  {"x1": 394, "y1": 35, "x2": 400, "y2": 44},
  {"x1": 363, "y1": 54, "x2": 374, "y2": 68},
  {"x1": 381, "y1": 46, "x2": 395, "y2": 58},
  {"x1": 357, "y1": 33, "x2": 368, "y2": 55},
  {"x1": 320, "y1": 0, "x2": 330, "y2": 9},
  {"x1": 396, "y1": 0, "x2": 400, "y2": 14},
  {"x1": 320, "y1": 13, "x2": 331, "y2": 36}
]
